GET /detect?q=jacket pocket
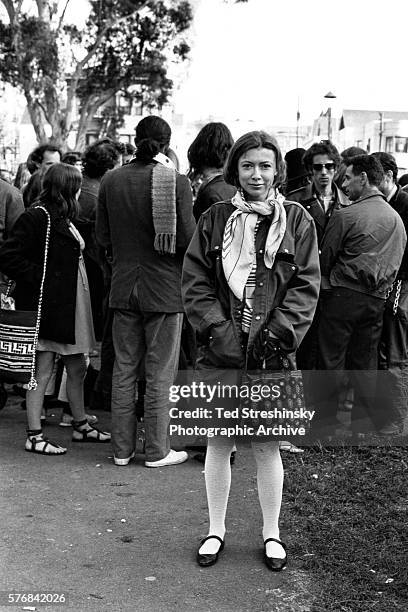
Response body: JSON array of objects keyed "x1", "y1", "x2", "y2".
[{"x1": 197, "y1": 320, "x2": 244, "y2": 369}]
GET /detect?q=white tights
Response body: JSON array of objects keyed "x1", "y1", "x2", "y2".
[{"x1": 199, "y1": 437, "x2": 285, "y2": 557}]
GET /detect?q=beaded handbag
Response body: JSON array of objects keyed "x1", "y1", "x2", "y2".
[
  {"x1": 239, "y1": 350, "x2": 310, "y2": 441},
  {"x1": 0, "y1": 206, "x2": 50, "y2": 389}
]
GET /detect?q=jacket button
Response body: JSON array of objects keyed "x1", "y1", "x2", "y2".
[
  {"x1": 255, "y1": 315, "x2": 261, "y2": 320},
  {"x1": 307, "y1": 205, "x2": 310, "y2": 209},
  {"x1": 259, "y1": 249, "x2": 264, "y2": 254},
  {"x1": 259, "y1": 282, "x2": 264, "y2": 287},
  {"x1": 291, "y1": 266, "x2": 296, "y2": 270},
  {"x1": 284, "y1": 248, "x2": 289, "y2": 253},
  {"x1": 214, "y1": 245, "x2": 220, "y2": 250}
]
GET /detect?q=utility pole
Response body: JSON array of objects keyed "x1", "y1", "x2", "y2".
[
  {"x1": 296, "y1": 97, "x2": 300, "y2": 147},
  {"x1": 379, "y1": 112, "x2": 383, "y2": 151}
]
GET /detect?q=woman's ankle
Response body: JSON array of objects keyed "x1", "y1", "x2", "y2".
[{"x1": 27, "y1": 429, "x2": 43, "y2": 438}]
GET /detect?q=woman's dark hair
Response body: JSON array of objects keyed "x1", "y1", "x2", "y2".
[
  {"x1": 187, "y1": 122, "x2": 234, "y2": 179},
  {"x1": 224, "y1": 131, "x2": 286, "y2": 190},
  {"x1": 82, "y1": 139, "x2": 122, "y2": 178},
  {"x1": 39, "y1": 163, "x2": 82, "y2": 220},
  {"x1": 134, "y1": 115, "x2": 171, "y2": 163}
]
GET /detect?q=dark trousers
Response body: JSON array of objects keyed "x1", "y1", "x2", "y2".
[
  {"x1": 315, "y1": 287, "x2": 385, "y2": 433},
  {"x1": 377, "y1": 280, "x2": 408, "y2": 429}
]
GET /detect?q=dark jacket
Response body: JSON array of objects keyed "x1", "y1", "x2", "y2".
[
  {"x1": 182, "y1": 200, "x2": 320, "y2": 368},
  {"x1": 287, "y1": 181, "x2": 349, "y2": 247},
  {"x1": 0, "y1": 180, "x2": 24, "y2": 287},
  {"x1": 0, "y1": 207, "x2": 80, "y2": 344},
  {"x1": 22, "y1": 169, "x2": 44, "y2": 208},
  {"x1": 96, "y1": 160, "x2": 195, "y2": 312},
  {"x1": 320, "y1": 193, "x2": 407, "y2": 298},
  {"x1": 388, "y1": 186, "x2": 408, "y2": 280},
  {"x1": 76, "y1": 175, "x2": 101, "y2": 266},
  {"x1": 193, "y1": 174, "x2": 236, "y2": 221}
]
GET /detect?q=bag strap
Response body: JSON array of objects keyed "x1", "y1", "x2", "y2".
[
  {"x1": 27, "y1": 205, "x2": 51, "y2": 391},
  {"x1": 4, "y1": 280, "x2": 13, "y2": 299}
]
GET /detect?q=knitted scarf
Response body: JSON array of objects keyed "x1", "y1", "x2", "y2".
[
  {"x1": 151, "y1": 153, "x2": 177, "y2": 255},
  {"x1": 222, "y1": 189, "x2": 287, "y2": 300}
]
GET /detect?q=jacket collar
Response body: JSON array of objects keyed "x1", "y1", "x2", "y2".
[{"x1": 301, "y1": 181, "x2": 349, "y2": 207}]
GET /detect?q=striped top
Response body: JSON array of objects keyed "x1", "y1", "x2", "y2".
[{"x1": 241, "y1": 217, "x2": 261, "y2": 332}]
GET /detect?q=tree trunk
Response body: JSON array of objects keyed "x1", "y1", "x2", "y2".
[
  {"x1": 75, "y1": 97, "x2": 100, "y2": 151},
  {"x1": 26, "y1": 95, "x2": 47, "y2": 143},
  {"x1": 74, "y1": 91, "x2": 116, "y2": 150}
]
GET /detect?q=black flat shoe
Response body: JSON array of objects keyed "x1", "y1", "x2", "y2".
[
  {"x1": 264, "y1": 537, "x2": 287, "y2": 571},
  {"x1": 196, "y1": 535, "x2": 225, "y2": 567}
]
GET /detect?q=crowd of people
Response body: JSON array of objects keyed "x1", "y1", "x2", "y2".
[{"x1": 1, "y1": 115, "x2": 407, "y2": 571}]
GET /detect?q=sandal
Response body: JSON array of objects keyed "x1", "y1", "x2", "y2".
[
  {"x1": 72, "y1": 423, "x2": 111, "y2": 443},
  {"x1": 25, "y1": 433, "x2": 67, "y2": 455}
]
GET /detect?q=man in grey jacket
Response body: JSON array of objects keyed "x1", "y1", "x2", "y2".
[{"x1": 316, "y1": 155, "x2": 406, "y2": 437}]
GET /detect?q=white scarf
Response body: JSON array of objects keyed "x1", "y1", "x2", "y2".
[
  {"x1": 153, "y1": 152, "x2": 176, "y2": 170},
  {"x1": 222, "y1": 189, "x2": 287, "y2": 299}
]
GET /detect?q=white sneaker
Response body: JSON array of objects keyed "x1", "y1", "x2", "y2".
[
  {"x1": 114, "y1": 451, "x2": 135, "y2": 466},
  {"x1": 145, "y1": 449, "x2": 188, "y2": 468},
  {"x1": 59, "y1": 412, "x2": 98, "y2": 427}
]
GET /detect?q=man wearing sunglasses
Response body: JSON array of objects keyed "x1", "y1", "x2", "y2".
[
  {"x1": 289, "y1": 141, "x2": 349, "y2": 373},
  {"x1": 288, "y1": 141, "x2": 349, "y2": 247}
]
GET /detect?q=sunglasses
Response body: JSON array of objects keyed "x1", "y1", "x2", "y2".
[{"x1": 312, "y1": 162, "x2": 335, "y2": 172}]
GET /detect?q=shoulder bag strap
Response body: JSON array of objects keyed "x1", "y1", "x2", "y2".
[{"x1": 27, "y1": 205, "x2": 51, "y2": 390}]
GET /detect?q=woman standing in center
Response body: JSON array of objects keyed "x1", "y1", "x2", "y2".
[{"x1": 182, "y1": 131, "x2": 320, "y2": 570}]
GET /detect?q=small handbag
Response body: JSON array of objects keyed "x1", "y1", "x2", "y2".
[
  {"x1": 239, "y1": 350, "x2": 310, "y2": 441},
  {"x1": 0, "y1": 206, "x2": 51, "y2": 390}
]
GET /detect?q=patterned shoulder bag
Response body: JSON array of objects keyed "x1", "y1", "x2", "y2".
[{"x1": 0, "y1": 206, "x2": 51, "y2": 389}]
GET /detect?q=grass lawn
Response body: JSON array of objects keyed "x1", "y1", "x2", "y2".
[{"x1": 281, "y1": 442, "x2": 408, "y2": 611}]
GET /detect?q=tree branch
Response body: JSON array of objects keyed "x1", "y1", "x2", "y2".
[
  {"x1": 76, "y1": 0, "x2": 153, "y2": 73},
  {"x1": 35, "y1": 0, "x2": 48, "y2": 21},
  {"x1": 36, "y1": 98, "x2": 52, "y2": 124},
  {"x1": 57, "y1": 0, "x2": 71, "y2": 32},
  {"x1": 66, "y1": 0, "x2": 153, "y2": 121},
  {"x1": 0, "y1": 0, "x2": 15, "y2": 23}
]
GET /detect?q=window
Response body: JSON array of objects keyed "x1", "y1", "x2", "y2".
[
  {"x1": 395, "y1": 137, "x2": 408, "y2": 153},
  {"x1": 385, "y1": 137, "x2": 393, "y2": 153}
]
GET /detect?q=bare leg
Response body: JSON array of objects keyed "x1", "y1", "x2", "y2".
[
  {"x1": 25, "y1": 351, "x2": 66, "y2": 454},
  {"x1": 26, "y1": 351, "x2": 56, "y2": 430},
  {"x1": 62, "y1": 353, "x2": 87, "y2": 422},
  {"x1": 63, "y1": 353, "x2": 111, "y2": 442}
]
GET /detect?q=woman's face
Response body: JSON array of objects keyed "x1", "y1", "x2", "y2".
[{"x1": 237, "y1": 147, "x2": 277, "y2": 201}]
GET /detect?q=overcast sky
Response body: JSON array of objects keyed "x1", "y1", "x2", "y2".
[{"x1": 173, "y1": 0, "x2": 408, "y2": 126}]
